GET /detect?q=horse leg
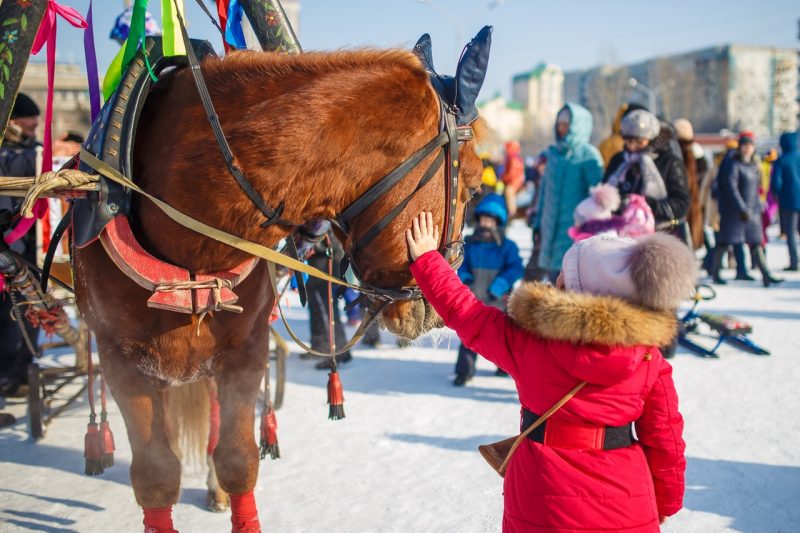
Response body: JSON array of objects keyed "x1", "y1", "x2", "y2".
[
  {"x1": 101, "y1": 348, "x2": 182, "y2": 533},
  {"x1": 212, "y1": 344, "x2": 266, "y2": 533},
  {"x1": 206, "y1": 379, "x2": 230, "y2": 512}
]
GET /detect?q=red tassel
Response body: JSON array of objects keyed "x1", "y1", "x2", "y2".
[
  {"x1": 99, "y1": 411, "x2": 115, "y2": 468},
  {"x1": 84, "y1": 415, "x2": 104, "y2": 476},
  {"x1": 143, "y1": 506, "x2": 178, "y2": 533},
  {"x1": 326, "y1": 370, "x2": 345, "y2": 420},
  {"x1": 259, "y1": 407, "x2": 280, "y2": 460}
]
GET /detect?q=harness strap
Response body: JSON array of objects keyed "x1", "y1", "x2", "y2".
[
  {"x1": 173, "y1": 2, "x2": 287, "y2": 228},
  {"x1": 79, "y1": 149, "x2": 361, "y2": 293},
  {"x1": 266, "y1": 261, "x2": 386, "y2": 357},
  {"x1": 355, "y1": 151, "x2": 445, "y2": 251},
  {"x1": 338, "y1": 131, "x2": 449, "y2": 226},
  {"x1": 443, "y1": 111, "x2": 461, "y2": 246},
  {"x1": 40, "y1": 203, "x2": 74, "y2": 293}
]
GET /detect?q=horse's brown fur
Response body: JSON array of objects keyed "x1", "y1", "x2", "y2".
[{"x1": 74, "y1": 48, "x2": 483, "y2": 516}]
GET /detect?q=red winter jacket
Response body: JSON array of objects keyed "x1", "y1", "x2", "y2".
[{"x1": 410, "y1": 251, "x2": 686, "y2": 532}]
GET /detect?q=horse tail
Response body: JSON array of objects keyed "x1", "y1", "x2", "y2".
[{"x1": 167, "y1": 379, "x2": 211, "y2": 468}]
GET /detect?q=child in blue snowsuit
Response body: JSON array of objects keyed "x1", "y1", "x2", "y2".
[{"x1": 454, "y1": 194, "x2": 524, "y2": 385}]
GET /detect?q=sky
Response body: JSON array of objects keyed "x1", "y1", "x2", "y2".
[{"x1": 47, "y1": 0, "x2": 799, "y2": 101}]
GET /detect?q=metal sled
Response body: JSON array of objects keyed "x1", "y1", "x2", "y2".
[{"x1": 678, "y1": 284, "x2": 770, "y2": 358}]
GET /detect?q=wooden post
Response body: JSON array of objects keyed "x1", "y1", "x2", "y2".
[
  {"x1": 240, "y1": 0, "x2": 302, "y2": 54},
  {"x1": 0, "y1": 0, "x2": 48, "y2": 145}
]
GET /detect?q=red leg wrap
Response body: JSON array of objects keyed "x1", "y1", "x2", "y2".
[
  {"x1": 229, "y1": 490, "x2": 261, "y2": 533},
  {"x1": 143, "y1": 506, "x2": 178, "y2": 533}
]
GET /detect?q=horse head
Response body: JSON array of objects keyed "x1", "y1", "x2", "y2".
[{"x1": 346, "y1": 26, "x2": 493, "y2": 339}]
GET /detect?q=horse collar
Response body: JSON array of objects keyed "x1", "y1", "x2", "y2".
[{"x1": 98, "y1": 215, "x2": 258, "y2": 314}]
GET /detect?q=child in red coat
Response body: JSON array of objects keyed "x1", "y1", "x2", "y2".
[{"x1": 406, "y1": 212, "x2": 694, "y2": 532}]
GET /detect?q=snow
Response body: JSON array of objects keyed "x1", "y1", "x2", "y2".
[{"x1": 1, "y1": 222, "x2": 799, "y2": 532}]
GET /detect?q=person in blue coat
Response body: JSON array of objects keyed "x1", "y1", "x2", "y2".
[
  {"x1": 534, "y1": 103, "x2": 604, "y2": 282},
  {"x1": 453, "y1": 194, "x2": 523, "y2": 386},
  {"x1": 771, "y1": 131, "x2": 800, "y2": 271}
]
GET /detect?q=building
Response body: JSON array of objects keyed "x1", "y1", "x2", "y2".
[
  {"x1": 477, "y1": 94, "x2": 525, "y2": 157},
  {"x1": 564, "y1": 45, "x2": 799, "y2": 143},
  {"x1": 19, "y1": 61, "x2": 92, "y2": 142},
  {"x1": 511, "y1": 63, "x2": 564, "y2": 152}
]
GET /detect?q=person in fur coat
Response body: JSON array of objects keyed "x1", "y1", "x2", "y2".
[{"x1": 406, "y1": 212, "x2": 692, "y2": 532}]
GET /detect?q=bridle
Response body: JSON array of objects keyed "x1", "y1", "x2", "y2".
[
  {"x1": 333, "y1": 96, "x2": 475, "y2": 304},
  {"x1": 174, "y1": 7, "x2": 474, "y2": 305}
]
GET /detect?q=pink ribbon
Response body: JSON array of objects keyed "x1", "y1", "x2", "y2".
[{"x1": 4, "y1": 2, "x2": 87, "y2": 251}]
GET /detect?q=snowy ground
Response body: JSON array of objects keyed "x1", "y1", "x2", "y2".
[{"x1": 1, "y1": 222, "x2": 799, "y2": 532}]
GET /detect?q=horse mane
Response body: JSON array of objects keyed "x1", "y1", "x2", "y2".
[{"x1": 202, "y1": 48, "x2": 429, "y2": 87}]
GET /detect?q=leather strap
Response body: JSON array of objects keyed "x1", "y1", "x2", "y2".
[
  {"x1": 355, "y1": 151, "x2": 444, "y2": 251},
  {"x1": 173, "y1": 1, "x2": 286, "y2": 228},
  {"x1": 40, "y1": 203, "x2": 74, "y2": 293},
  {"x1": 338, "y1": 131, "x2": 449, "y2": 227},
  {"x1": 266, "y1": 261, "x2": 386, "y2": 357},
  {"x1": 79, "y1": 149, "x2": 360, "y2": 293}
]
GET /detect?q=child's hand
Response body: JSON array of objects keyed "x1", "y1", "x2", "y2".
[{"x1": 406, "y1": 211, "x2": 440, "y2": 261}]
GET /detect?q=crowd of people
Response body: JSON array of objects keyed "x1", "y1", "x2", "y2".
[{"x1": 481, "y1": 101, "x2": 800, "y2": 291}]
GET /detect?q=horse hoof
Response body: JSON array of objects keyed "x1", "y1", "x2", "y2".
[{"x1": 207, "y1": 490, "x2": 230, "y2": 513}]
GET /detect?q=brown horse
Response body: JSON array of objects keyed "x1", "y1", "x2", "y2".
[{"x1": 73, "y1": 37, "x2": 488, "y2": 531}]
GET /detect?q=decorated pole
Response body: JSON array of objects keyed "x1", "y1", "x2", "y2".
[
  {"x1": 0, "y1": 0, "x2": 48, "y2": 145},
  {"x1": 241, "y1": 0, "x2": 301, "y2": 54}
]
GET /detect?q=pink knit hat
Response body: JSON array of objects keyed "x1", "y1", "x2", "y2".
[{"x1": 561, "y1": 233, "x2": 697, "y2": 311}]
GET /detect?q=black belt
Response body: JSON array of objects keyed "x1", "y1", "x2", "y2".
[{"x1": 522, "y1": 408, "x2": 635, "y2": 451}]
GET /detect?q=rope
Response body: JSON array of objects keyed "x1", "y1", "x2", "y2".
[
  {"x1": 10, "y1": 170, "x2": 100, "y2": 216},
  {"x1": 154, "y1": 277, "x2": 243, "y2": 314},
  {"x1": 325, "y1": 236, "x2": 337, "y2": 370},
  {"x1": 86, "y1": 330, "x2": 96, "y2": 418},
  {"x1": 154, "y1": 277, "x2": 244, "y2": 335}
]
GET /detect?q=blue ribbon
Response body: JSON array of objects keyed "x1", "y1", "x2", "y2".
[{"x1": 224, "y1": 0, "x2": 246, "y2": 49}]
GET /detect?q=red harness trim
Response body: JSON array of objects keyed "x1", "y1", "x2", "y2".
[{"x1": 98, "y1": 215, "x2": 258, "y2": 314}]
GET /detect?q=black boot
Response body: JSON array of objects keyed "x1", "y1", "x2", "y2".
[
  {"x1": 710, "y1": 247, "x2": 727, "y2": 285},
  {"x1": 751, "y1": 245, "x2": 784, "y2": 287}
]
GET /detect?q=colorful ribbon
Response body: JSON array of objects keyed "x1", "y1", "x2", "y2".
[
  {"x1": 161, "y1": 0, "x2": 186, "y2": 57},
  {"x1": 216, "y1": 0, "x2": 231, "y2": 52},
  {"x1": 225, "y1": 0, "x2": 246, "y2": 50},
  {"x1": 84, "y1": 0, "x2": 100, "y2": 121},
  {"x1": 5, "y1": 1, "x2": 87, "y2": 253},
  {"x1": 103, "y1": 0, "x2": 148, "y2": 100}
]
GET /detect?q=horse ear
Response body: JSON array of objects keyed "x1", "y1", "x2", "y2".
[
  {"x1": 413, "y1": 33, "x2": 437, "y2": 75},
  {"x1": 455, "y1": 25, "x2": 493, "y2": 126}
]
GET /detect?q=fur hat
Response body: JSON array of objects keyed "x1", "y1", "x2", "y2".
[
  {"x1": 573, "y1": 184, "x2": 621, "y2": 226},
  {"x1": 561, "y1": 233, "x2": 697, "y2": 311},
  {"x1": 620, "y1": 109, "x2": 660, "y2": 140},
  {"x1": 674, "y1": 118, "x2": 694, "y2": 142}
]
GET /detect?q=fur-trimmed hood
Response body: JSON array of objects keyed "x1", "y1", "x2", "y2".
[{"x1": 507, "y1": 282, "x2": 677, "y2": 347}]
